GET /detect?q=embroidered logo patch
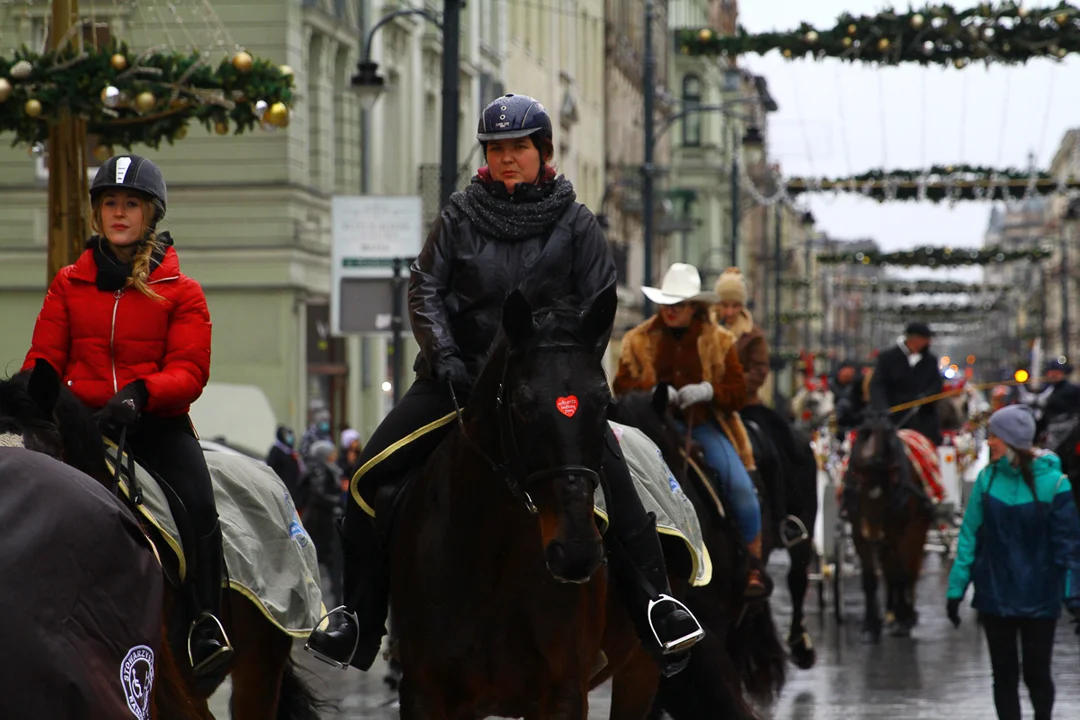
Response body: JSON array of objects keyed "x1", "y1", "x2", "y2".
[
  {"x1": 283, "y1": 492, "x2": 310, "y2": 548},
  {"x1": 120, "y1": 645, "x2": 155, "y2": 720},
  {"x1": 556, "y1": 396, "x2": 579, "y2": 417}
]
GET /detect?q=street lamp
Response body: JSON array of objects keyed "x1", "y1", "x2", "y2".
[
  {"x1": 349, "y1": 2, "x2": 462, "y2": 209},
  {"x1": 1061, "y1": 198, "x2": 1080, "y2": 360},
  {"x1": 732, "y1": 124, "x2": 765, "y2": 267}
]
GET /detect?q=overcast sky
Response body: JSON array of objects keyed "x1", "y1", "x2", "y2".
[{"x1": 737, "y1": 0, "x2": 1079, "y2": 267}]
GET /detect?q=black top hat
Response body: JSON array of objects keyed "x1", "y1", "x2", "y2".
[{"x1": 904, "y1": 322, "x2": 934, "y2": 338}]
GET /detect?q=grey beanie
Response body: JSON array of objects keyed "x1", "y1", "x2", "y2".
[
  {"x1": 988, "y1": 405, "x2": 1036, "y2": 450},
  {"x1": 309, "y1": 439, "x2": 336, "y2": 464}
]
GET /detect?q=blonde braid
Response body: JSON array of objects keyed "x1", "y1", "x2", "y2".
[{"x1": 128, "y1": 231, "x2": 164, "y2": 301}]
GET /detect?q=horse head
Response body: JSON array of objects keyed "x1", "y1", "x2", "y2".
[
  {"x1": 848, "y1": 410, "x2": 903, "y2": 541},
  {"x1": 0, "y1": 359, "x2": 109, "y2": 482},
  {"x1": 468, "y1": 286, "x2": 617, "y2": 584}
]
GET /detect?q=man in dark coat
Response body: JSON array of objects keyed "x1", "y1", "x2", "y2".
[
  {"x1": 267, "y1": 425, "x2": 303, "y2": 496},
  {"x1": 0, "y1": 446, "x2": 163, "y2": 718},
  {"x1": 831, "y1": 360, "x2": 867, "y2": 437},
  {"x1": 1035, "y1": 359, "x2": 1080, "y2": 451},
  {"x1": 869, "y1": 323, "x2": 944, "y2": 445}
]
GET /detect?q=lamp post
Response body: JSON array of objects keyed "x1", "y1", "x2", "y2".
[
  {"x1": 1062, "y1": 199, "x2": 1080, "y2": 360},
  {"x1": 349, "y1": 1, "x2": 463, "y2": 208},
  {"x1": 773, "y1": 202, "x2": 784, "y2": 407},
  {"x1": 800, "y1": 210, "x2": 816, "y2": 351}
]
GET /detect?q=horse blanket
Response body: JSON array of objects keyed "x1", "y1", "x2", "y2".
[
  {"x1": 840, "y1": 429, "x2": 945, "y2": 504},
  {"x1": 106, "y1": 445, "x2": 325, "y2": 637},
  {"x1": 0, "y1": 447, "x2": 164, "y2": 719},
  {"x1": 598, "y1": 422, "x2": 711, "y2": 587}
]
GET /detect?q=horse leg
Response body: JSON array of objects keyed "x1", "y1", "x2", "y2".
[
  {"x1": 225, "y1": 592, "x2": 291, "y2": 720},
  {"x1": 608, "y1": 649, "x2": 661, "y2": 720},
  {"x1": 852, "y1": 533, "x2": 881, "y2": 643},
  {"x1": 540, "y1": 680, "x2": 590, "y2": 720},
  {"x1": 786, "y1": 537, "x2": 816, "y2": 669},
  {"x1": 900, "y1": 514, "x2": 932, "y2": 632},
  {"x1": 398, "y1": 672, "x2": 449, "y2": 720}
]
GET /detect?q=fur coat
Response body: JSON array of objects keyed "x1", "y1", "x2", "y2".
[
  {"x1": 722, "y1": 307, "x2": 769, "y2": 405},
  {"x1": 613, "y1": 314, "x2": 755, "y2": 468}
]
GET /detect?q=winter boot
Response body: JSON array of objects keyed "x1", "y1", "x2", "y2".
[
  {"x1": 188, "y1": 521, "x2": 234, "y2": 677},
  {"x1": 745, "y1": 533, "x2": 771, "y2": 600}
]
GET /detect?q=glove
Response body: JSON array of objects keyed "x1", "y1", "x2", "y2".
[
  {"x1": 667, "y1": 385, "x2": 679, "y2": 406},
  {"x1": 676, "y1": 381, "x2": 714, "y2": 410},
  {"x1": 946, "y1": 598, "x2": 961, "y2": 629},
  {"x1": 434, "y1": 354, "x2": 471, "y2": 390},
  {"x1": 96, "y1": 381, "x2": 148, "y2": 431}
]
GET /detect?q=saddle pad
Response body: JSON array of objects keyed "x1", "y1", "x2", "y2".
[
  {"x1": 599, "y1": 422, "x2": 712, "y2": 587},
  {"x1": 106, "y1": 446, "x2": 325, "y2": 637}
]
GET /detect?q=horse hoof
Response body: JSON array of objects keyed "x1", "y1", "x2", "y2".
[
  {"x1": 788, "y1": 635, "x2": 816, "y2": 670},
  {"x1": 860, "y1": 626, "x2": 881, "y2": 644},
  {"x1": 890, "y1": 623, "x2": 912, "y2": 639}
]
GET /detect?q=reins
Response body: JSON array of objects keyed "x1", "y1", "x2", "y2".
[{"x1": 109, "y1": 425, "x2": 143, "y2": 506}]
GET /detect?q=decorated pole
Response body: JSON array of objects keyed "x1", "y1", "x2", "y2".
[{"x1": 46, "y1": 0, "x2": 90, "y2": 283}]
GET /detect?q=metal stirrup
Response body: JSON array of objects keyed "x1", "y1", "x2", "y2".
[
  {"x1": 187, "y1": 612, "x2": 232, "y2": 668},
  {"x1": 304, "y1": 605, "x2": 360, "y2": 671},
  {"x1": 646, "y1": 594, "x2": 705, "y2": 655},
  {"x1": 781, "y1": 515, "x2": 810, "y2": 549}
]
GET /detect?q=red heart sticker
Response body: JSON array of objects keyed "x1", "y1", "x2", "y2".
[{"x1": 556, "y1": 396, "x2": 579, "y2": 418}]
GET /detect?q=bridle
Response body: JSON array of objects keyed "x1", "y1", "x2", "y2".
[{"x1": 448, "y1": 341, "x2": 602, "y2": 516}]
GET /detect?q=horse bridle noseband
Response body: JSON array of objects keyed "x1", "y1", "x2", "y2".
[{"x1": 448, "y1": 343, "x2": 602, "y2": 516}]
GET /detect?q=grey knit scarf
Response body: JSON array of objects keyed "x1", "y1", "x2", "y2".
[{"x1": 451, "y1": 175, "x2": 577, "y2": 241}]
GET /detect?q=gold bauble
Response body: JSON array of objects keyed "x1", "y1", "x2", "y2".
[
  {"x1": 173, "y1": 125, "x2": 188, "y2": 140},
  {"x1": 911, "y1": 13, "x2": 925, "y2": 30},
  {"x1": 877, "y1": 37, "x2": 891, "y2": 51},
  {"x1": 214, "y1": 121, "x2": 229, "y2": 135},
  {"x1": 782, "y1": 48, "x2": 793, "y2": 58},
  {"x1": 842, "y1": 37, "x2": 854, "y2": 48},
  {"x1": 92, "y1": 144, "x2": 113, "y2": 163},
  {"x1": 805, "y1": 30, "x2": 819, "y2": 44},
  {"x1": 24, "y1": 98, "x2": 42, "y2": 117},
  {"x1": 1017, "y1": 6, "x2": 1030, "y2": 19},
  {"x1": 0, "y1": 78, "x2": 11, "y2": 103},
  {"x1": 847, "y1": 24, "x2": 857, "y2": 35},
  {"x1": 134, "y1": 91, "x2": 156, "y2": 113},
  {"x1": 278, "y1": 64, "x2": 294, "y2": 78},
  {"x1": 265, "y1": 101, "x2": 289, "y2": 127},
  {"x1": 110, "y1": 53, "x2": 128, "y2": 71},
  {"x1": 232, "y1": 51, "x2": 254, "y2": 74},
  {"x1": 1056, "y1": 12, "x2": 1070, "y2": 25},
  {"x1": 954, "y1": 58, "x2": 969, "y2": 69},
  {"x1": 698, "y1": 28, "x2": 713, "y2": 43},
  {"x1": 1057, "y1": 47, "x2": 1068, "y2": 58}
]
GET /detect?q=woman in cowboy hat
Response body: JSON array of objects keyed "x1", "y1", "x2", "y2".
[{"x1": 614, "y1": 263, "x2": 768, "y2": 597}]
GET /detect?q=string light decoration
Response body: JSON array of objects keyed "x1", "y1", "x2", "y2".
[
  {"x1": 817, "y1": 244, "x2": 1052, "y2": 266},
  {"x1": 868, "y1": 300, "x2": 1003, "y2": 314},
  {"x1": 841, "y1": 279, "x2": 1014, "y2": 294},
  {"x1": 677, "y1": 3, "x2": 1080, "y2": 66}
]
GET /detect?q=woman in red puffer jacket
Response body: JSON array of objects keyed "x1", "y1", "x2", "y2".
[{"x1": 22, "y1": 154, "x2": 232, "y2": 677}]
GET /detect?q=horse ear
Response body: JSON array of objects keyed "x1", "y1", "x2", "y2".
[
  {"x1": 652, "y1": 383, "x2": 670, "y2": 415},
  {"x1": 502, "y1": 290, "x2": 536, "y2": 345},
  {"x1": 28, "y1": 358, "x2": 60, "y2": 415},
  {"x1": 581, "y1": 284, "x2": 618, "y2": 347}
]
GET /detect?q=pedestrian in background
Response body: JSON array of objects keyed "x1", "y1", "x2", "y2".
[
  {"x1": 946, "y1": 404, "x2": 1080, "y2": 720},
  {"x1": 338, "y1": 428, "x2": 363, "y2": 484},
  {"x1": 266, "y1": 425, "x2": 304, "y2": 497},
  {"x1": 299, "y1": 440, "x2": 345, "y2": 606}
]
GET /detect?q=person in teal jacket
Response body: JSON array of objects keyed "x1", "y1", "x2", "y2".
[{"x1": 946, "y1": 404, "x2": 1080, "y2": 720}]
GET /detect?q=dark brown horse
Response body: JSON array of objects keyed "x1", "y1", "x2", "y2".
[
  {"x1": 390, "y1": 287, "x2": 679, "y2": 719},
  {"x1": 0, "y1": 362, "x2": 325, "y2": 720},
  {"x1": 611, "y1": 388, "x2": 787, "y2": 720},
  {"x1": 843, "y1": 412, "x2": 933, "y2": 642}
]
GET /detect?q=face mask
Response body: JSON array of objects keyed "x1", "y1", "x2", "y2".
[
  {"x1": 284, "y1": 433, "x2": 294, "y2": 446},
  {"x1": 318, "y1": 422, "x2": 330, "y2": 434}
]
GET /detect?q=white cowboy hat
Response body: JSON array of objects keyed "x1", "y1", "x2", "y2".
[{"x1": 642, "y1": 263, "x2": 719, "y2": 306}]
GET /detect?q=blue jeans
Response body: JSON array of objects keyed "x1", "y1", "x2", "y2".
[{"x1": 676, "y1": 419, "x2": 761, "y2": 543}]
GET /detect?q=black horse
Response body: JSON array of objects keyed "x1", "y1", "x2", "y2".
[
  {"x1": 740, "y1": 404, "x2": 819, "y2": 669},
  {"x1": 1047, "y1": 417, "x2": 1080, "y2": 513},
  {"x1": 843, "y1": 412, "x2": 933, "y2": 642},
  {"x1": 612, "y1": 388, "x2": 787, "y2": 720}
]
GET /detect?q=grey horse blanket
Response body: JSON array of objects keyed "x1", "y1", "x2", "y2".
[{"x1": 106, "y1": 444, "x2": 324, "y2": 637}]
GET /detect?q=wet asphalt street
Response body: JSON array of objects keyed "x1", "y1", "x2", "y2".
[{"x1": 211, "y1": 554, "x2": 1080, "y2": 719}]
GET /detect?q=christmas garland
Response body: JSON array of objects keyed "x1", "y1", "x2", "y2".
[
  {"x1": 779, "y1": 276, "x2": 813, "y2": 287},
  {"x1": 784, "y1": 165, "x2": 1080, "y2": 202},
  {"x1": 677, "y1": 2, "x2": 1080, "y2": 66},
  {"x1": 840, "y1": 279, "x2": 1013, "y2": 294},
  {"x1": 0, "y1": 43, "x2": 294, "y2": 150},
  {"x1": 818, "y1": 244, "x2": 1051, "y2": 266},
  {"x1": 868, "y1": 301, "x2": 1002, "y2": 314},
  {"x1": 778, "y1": 311, "x2": 823, "y2": 324}
]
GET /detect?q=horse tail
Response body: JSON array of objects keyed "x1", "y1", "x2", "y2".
[
  {"x1": 728, "y1": 601, "x2": 787, "y2": 705},
  {"x1": 151, "y1": 619, "x2": 206, "y2": 720},
  {"x1": 276, "y1": 656, "x2": 333, "y2": 720}
]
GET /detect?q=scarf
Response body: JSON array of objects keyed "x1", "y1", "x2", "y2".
[
  {"x1": 450, "y1": 170, "x2": 577, "y2": 241},
  {"x1": 89, "y1": 232, "x2": 173, "y2": 292}
]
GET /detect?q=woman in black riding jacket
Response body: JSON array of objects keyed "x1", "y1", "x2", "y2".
[{"x1": 306, "y1": 94, "x2": 703, "y2": 676}]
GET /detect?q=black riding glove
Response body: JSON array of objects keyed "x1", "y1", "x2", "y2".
[
  {"x1": 97, "y1": 380, "x2": 149, "y2": 431},
  {"x1": 434, "y1": 354, "x2": 471, "y2": 391},
  {"x1": 946, "y1": 598, "x2": 961, "y2": 629}
]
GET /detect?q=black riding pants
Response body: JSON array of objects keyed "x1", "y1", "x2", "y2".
[
  {"x1": 981, "y1": 614, "x2": 1057, "y2": 720},
  {"x1": 126, "y1": 414, "x2": 219, "y2": 542}
]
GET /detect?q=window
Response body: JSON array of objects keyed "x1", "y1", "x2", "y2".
[{"x1": 682, "y1": 74, "x2": 702, "y2": 147}]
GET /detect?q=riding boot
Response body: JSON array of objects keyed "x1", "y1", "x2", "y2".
[
  {"x1": 305, "y1": 513, "x2": 388, "y2": 671},
  {"x1": 745, "y1": 533, "x2": 771, "y2": 600},
  {"x1": 188, "y1": 521, "x2": 234, "y2": 678},
  {"x1": 609, "y1": 512, "x2": 705, "y2": 678}
]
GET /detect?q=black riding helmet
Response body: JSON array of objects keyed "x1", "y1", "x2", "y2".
[
  {"x1": 476, "y1": 93, "x2": 553, "y2": 145},
  {"x1": 90, "y1": 154, "x2": 167, "y2": 226}
]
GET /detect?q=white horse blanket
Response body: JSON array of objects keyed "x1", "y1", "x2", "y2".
[
  {"x1": 106, "y1": 445, "x2": 324, "y2": 637},
  {"x1": 597, "y1": 422, "x2": 712, "y2": 587}
]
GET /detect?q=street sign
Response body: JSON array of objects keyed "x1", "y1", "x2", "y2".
[{"x1": 331, "y1": 195, "x2": 424, "y2": 335}]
